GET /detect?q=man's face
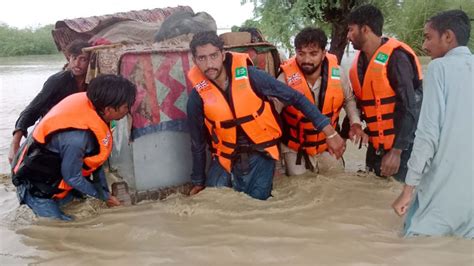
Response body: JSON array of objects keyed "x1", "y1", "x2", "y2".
[
  {"x1": 347, "y1": 24, "x2": 365, "y2": 50},
  {"x1": 422, "y1": 22, "x2": 450, "y2": 59},
  {"x1": 295, "y1": 44, "x2": 326, "y2": 75},
  {"x1": 193, "y1": 44, "x2": 225, "y2": 81},
  {"x1": 102, "y1": 104, "x2": 130, "y2": 123},
  {"x1": 69, "y1": 52, "x2": 90, "y2": 76}
]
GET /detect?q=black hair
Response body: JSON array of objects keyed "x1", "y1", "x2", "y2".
[
  {"x1": 87, "y1": 74, "x2": 137, "y2": 113},
  {"x1": 189, "y1": 31, "x2": 224, "y2": 56},
  {"x1": 347, "y1": 4, "x2": 384, "y2": 36},
  {"x1": 427, "y1": 10, "x2": 471, "y2": 46},
  {"x1": 294, "y1": 27, "x2": 328, "y2": 50},
  {"x1": 66, "y1": 39, "x2": 91, "y2": 56}
]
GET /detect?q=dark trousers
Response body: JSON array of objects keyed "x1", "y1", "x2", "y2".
[{"x1": 206, "y1": 152, "x2": 275, "y2": 200}]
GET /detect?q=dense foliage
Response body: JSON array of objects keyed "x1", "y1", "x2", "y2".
[
  {"x1": 0, "y1": 24, "x2": 58, "y2": 57},
  {"x1": 241, "y1": 0, "x2": 474, "y2": 59}
]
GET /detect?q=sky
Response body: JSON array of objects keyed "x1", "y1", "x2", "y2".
[{"x1": 0, "y1": 0, "x2": 255, "y2": 29}]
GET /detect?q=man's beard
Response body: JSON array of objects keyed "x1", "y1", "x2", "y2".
[
  {"x1": 299, "y1": 63, "x2": 319, "y2": 75},
  {"x1": 351, "y1": 41, "x2": 362, "y2": 50}
]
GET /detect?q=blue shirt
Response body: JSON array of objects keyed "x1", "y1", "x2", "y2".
[
  {"x1": 46, "y1": 130, "x2": 110, "y2": 200},
  {"x1": 187, "y1": 64, "x2": 330, "y2": 186}
]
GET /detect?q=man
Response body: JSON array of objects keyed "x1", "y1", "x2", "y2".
[
  {"x1": 11, "y1": 75, "x2": 137, "y2": 221},
  {"x1": 347, "y1": 5, "x2": 423, "y2": 182},
  {"x1": 186, "y1": 31, "x2": 345, "y2": 200},
  {"x1": 392, "y1": 10, "x2": 473, "y2": 238},
  {"x1": 8, "y1": 40, "x2": 91, "y2": 163},
  {"x1": 277, "y1": 27, "x2": 364, "y2": 176}
]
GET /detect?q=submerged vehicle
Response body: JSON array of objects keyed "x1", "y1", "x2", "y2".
[{"x1": 52, "y1": 6, "x2": 281, "y2": 203}]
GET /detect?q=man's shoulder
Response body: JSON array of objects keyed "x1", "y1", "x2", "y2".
[
  {"x1": 47, "y1": 70, "x2": 73, "y2": 82},
  {"x1": 390, "y1": 47, "x2": 413, "y2": 61}
]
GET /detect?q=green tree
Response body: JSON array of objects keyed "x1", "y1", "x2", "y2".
[
  {"x1": 386, "y1": 0, "x2": 474, "y2": 54},
  {"x1": 242, "y1": 0, "x2": 376, "y2": 61},
  {"x1": 242, "y1": 0, "x2": 473, "y2": 59},
  {"x1": 0, "y1": 24, "x2": 58, "y2": 57}
]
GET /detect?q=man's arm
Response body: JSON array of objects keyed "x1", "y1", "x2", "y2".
[
  {"x1": 381, "y1": 50, "x2": 422, "y2": 176},
  {"x1": 387, "y1": 50, "x2": 422, "y2": 150},
  {"x1": 340, "y1": 69, "x2": 361, "y2": 125},
  {"x1": 405, "y1": 61, "x2": 444, "y2": 186},
  {"x1": 249, "y1": 66, "x2": 330, "y2": 131},
  {"x1": 392, "y1": 61, "x2": 444, "y2": 215},
  {"x1": 52, "y1": 130, "x2": 109, "y2": 200},
  {"x1": 340, "y1": 69, "x2": 368, "y2": 145},
  {"x1": 186, "y1": 89, "x2": 207, "y2": 193},
  {"x1": 93, "y1": 166, "x2": 120, "y2": 206}
]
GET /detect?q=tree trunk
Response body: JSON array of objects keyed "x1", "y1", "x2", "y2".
[{"x1": 328, "y1": 22, "x2": 349, "y2": 63}]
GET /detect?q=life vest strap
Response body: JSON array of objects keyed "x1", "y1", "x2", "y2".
[
  {"x1": 208, "y1": 101, "x2": 265, "y2": 129},
  {"x1": 296, "y1": 149, "x2": 315, "y2": 171},
  {"x1": 360, "y1": 96, "x2": 396, "y2": 107},
  {"x1": 236, "y1": 138, "x2": 280, "y2": 154},
  {"x1": 302, "y1": 139, "x2": 326, "y2": 147},
  {"x1": 364, "y1": 113, "x2": 395, "y2": 123},
  {"x1": 222, "y1": 141, "x2": 237, "y2": 149},
  {"x1": 210, "y1": 147, "x2": 234, "y2": 159},
  {"x1": 367, "y1": 128, "x2": 396, "y2": 137},
  {"x1": 303, "y1": 128, "x2": 319, "y2": 135}
]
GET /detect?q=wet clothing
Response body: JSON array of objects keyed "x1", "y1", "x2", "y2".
[
  {"x1": 281, "y1": 54, "x2": 344, "y2": 157},
  {"x1": 205, "y1": 152, "x2": 275, "y2": 200},
  {"x1": 403, "y1": 47, "x2": 473, "y2": 238},
  {"x1": 276, "y1": 55, "x2": 359, "y2": 175},
  {"x1": 15, "y1": 130, "x2": 110, "y2": 220},
  {"x1": 13, "y1": 93, "x2": 112, "y2": 201},
  {"x1": 187, "y1": 53, "x2": 330, "y2": 199},
  {"x1": 13, "y1": 70, "x2": 86, "y2": 136},
  {"x1": 352, "y1": 37, "x2": 423, "y2": 182},
  {"x1": 187, "y1": 53, "x2": 281, "y2": 173}
]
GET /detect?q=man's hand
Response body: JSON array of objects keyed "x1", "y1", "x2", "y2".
[
  {"x1": 189, "y1": 185, "x2": 205, "y2": 196},
  {"x1": 326, "y1": 134, "x2": 346, "y2": 159},
  {"x1": 348, "y1": 123, "x2": 368, "y2": 148},
  {"x1": 106, "y1": 195, "x2": 121, "y2": 207},
  {"x1": 8, "y1": 131, "x2": 23, "y2": 164},
  {"x1": 392, "y1": 185, "x2": 415, "y2": 216},
  {"x1": 322, "y1": 125, "x2": 345, "y2": 159},
  {"x1": 381, "y1": 148, "x2": 402, "y2": 176}
]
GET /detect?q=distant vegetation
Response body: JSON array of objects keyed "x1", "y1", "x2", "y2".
[
  {"x1": 242, "y1": 0, "x2": 474, "y2": 58},
  {"x1": 0, "y1": 24, "x2": 59, "y2": 57}
]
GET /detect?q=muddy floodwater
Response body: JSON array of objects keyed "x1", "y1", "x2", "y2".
[{"x1": 0, "y1": 54, "x2": 472, "y2": 265}]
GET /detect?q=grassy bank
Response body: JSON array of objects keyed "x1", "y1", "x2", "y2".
[{"x1": 0, "y1": 24, "x2": 59, "y2": 57}]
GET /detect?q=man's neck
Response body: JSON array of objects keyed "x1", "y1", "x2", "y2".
[
  {"x1": 214, "y1": 68, "x2": 228, "y2": 91},
  {"x1": 75, "y1": 75, "x2": 86, "y2": 91},
  {"x1": 363, "y1": 36, "x2": 383, "y2": 61}
]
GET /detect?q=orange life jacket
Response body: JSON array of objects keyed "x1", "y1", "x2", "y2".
[
  {"x1": 281, "y1": 53, "x2": 344, "y2": 156},
  {"x1": 13, "y1": 92, "x2": 112, "y2": 199},
  {"x1": 187, "y1": 52, "x2": 282, "y2": 172},
  {"x1": 349, "y1": 38, "x2": 423, "y2": 151}
]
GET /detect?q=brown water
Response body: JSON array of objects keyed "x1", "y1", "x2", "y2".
[{"x1": 0, "y1": 54, "x2": 472, "y2": 265}]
